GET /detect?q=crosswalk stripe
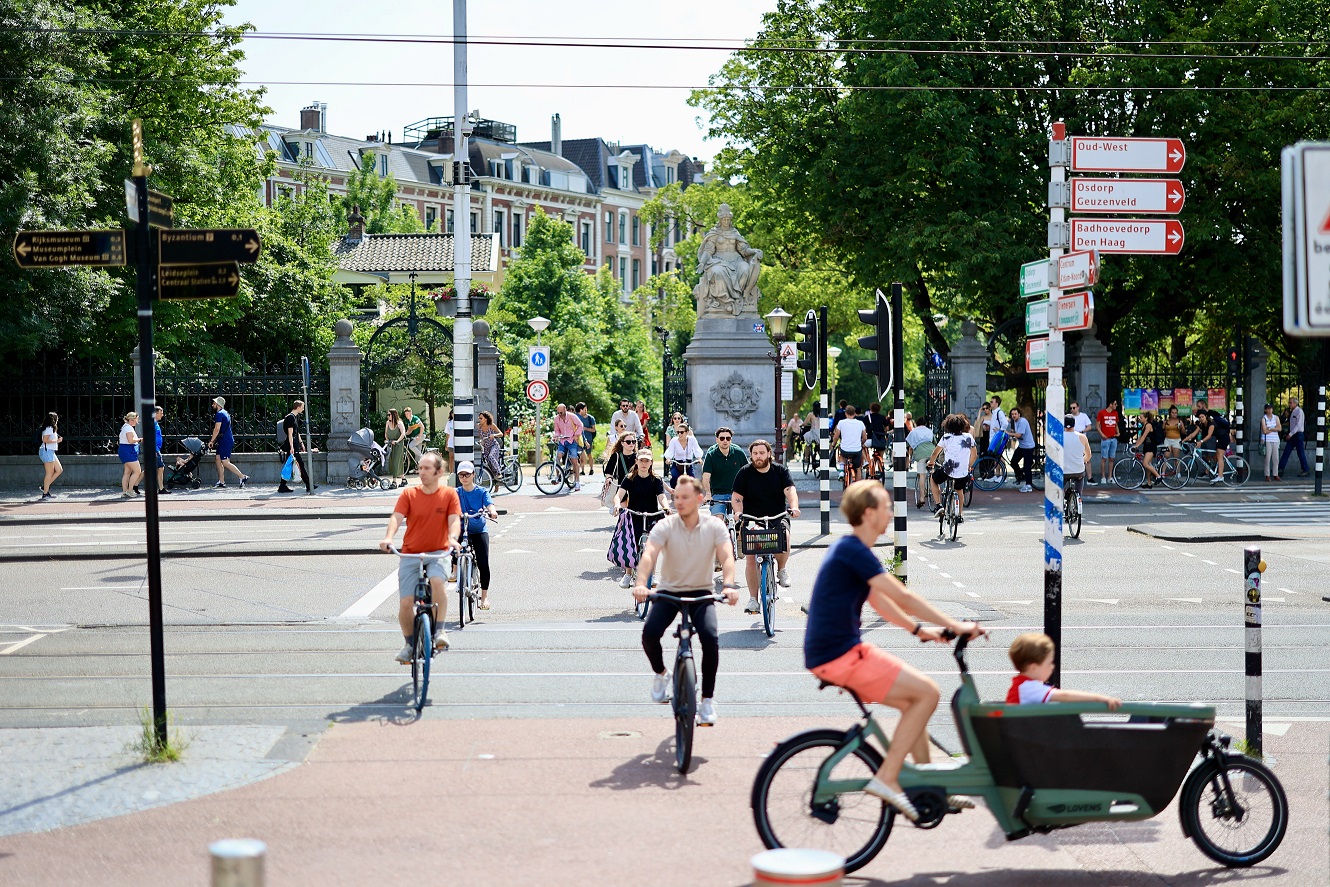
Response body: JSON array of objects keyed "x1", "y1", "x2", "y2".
[{"x1": 1168, "y1": 501, "x2": 1330, "y2": 525}]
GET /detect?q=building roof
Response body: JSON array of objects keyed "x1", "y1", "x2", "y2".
[
  {"x1": 523, "y1": 137, "x2": 613, "y2": 192},
  {"x1": 333, "y1": 233, "x2": 499, "y2": 284}
]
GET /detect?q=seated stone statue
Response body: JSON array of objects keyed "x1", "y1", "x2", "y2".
[{"x1": 693, "y1": 204, "x2": 762, "y2": 317}]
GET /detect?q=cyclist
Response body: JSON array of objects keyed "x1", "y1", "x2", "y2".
[
  {"x1": 633, "y1": 475, "x2": 739, "y2": 725},
  {"x1": 831, "y1": 404, "x2": 868, "y2": 485},
  {"x1": 403, "y1": 407, "x2": 425, "y2": 467},
  {"x1": 1183, "y1": 404, "x2": 1230, "y2": 484},
  {"x1": 866, "y1": 403, "x2": 889, "y2": 479},
  {"x1": 456, "y1": 460, "x2": 499, "y2": 611},
  {"x1": 906, "y1": 420, "x2": 935, "y2": 500},
  {"x1": 1062, "y1": 414, "x2": 1091, "y2": 503},
  {"x1": 551, "y1": 403, "x2": 585, "y2": 492},
  {"x1": 804, "y1": 479, "x2": 986, "y2": 821},
  {"x1": 664, "y1": 422, "x2": 705, "y2": 488},
  {"x1": 614, "y1": 450, "x2": 670, "y2": 588},
  {"x1": 377, "y1": 451, "x2": 461, "y2": 661},
  {"x1": 925, "y1": 413, "x2": 977, "y2": 521},
  {"x1": 576, "y1": 402, "x2": 597, "y2": 478},
  {"x1": 609, "y1": 399, "x2": 644, "y2": 440},
  {"x1": 731, "y1": 439, "x2": 800, "y2": 612},
  {"x1": 701, "y1": 426, "x2": 748, "y2": 518}
]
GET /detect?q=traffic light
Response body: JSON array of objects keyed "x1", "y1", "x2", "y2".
[
  {"x1": 857, "y1": 289, "x2": 893, "y2": 402},
  {"x1": 795, "y1": 309, "x2": 819, "y2": 390},
  {"x1": 1226, "y1": 346, "x2": 1240, "y2": 376}
]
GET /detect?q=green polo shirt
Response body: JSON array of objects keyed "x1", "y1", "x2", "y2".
[{"x1": 702, "y1": 444, "x2": 749, "y2": 495}]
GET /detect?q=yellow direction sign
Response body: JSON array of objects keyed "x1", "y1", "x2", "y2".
[
  {"x1": 159, "y1": 229, "x2": 260, "y2": 266},
  {"x1": 13, "y1": 230, "x2": 127, "y2": 268},
  {"x1": 158, "y1": 262, "x2": 240, "y2": 300}
]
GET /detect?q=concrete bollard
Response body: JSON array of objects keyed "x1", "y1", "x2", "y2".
[
  {"x1": 751, "y1": 848, "x2": 844, "y2": 887},
  {"x1": 210, "y1": 838, "x2": 266, "y2": 887}
]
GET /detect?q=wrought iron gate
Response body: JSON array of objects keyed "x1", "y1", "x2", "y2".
[
  {"x1": 923, "y1": 357, "x2": 952, "y2": 433},
  {"x1": 661, "y1": 331, "x2": 688, "y2": 442}
]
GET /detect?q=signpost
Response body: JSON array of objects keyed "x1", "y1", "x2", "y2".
[
  {"x1": 159, "y1": 229, "x2": 260, "y2": 265},
  {"x1": 527, "y1": 345, "x2": 551, "y2": 381},
  {"x1": 158, "y1": 262, "x2": 241, "y2": 300},
  {"x1": 1070, "y1": 219, "x2": 1185, "y2": 255},
  {"x1": 1071, "y1": 178, "x2": 1185, "y2": 214},
  {"x1": 1020, "y1": 259, "x2": 1050, "y2": 297},
  {"x1": 1070, "y1": 137, "x2": 1186, "y2": 174},
  {"x1": 1025, "y1": 336, "x2": 1049, "y2": 372},
  {"x1": 1056, "y1": 249, "x2": 1099, "y2": 290},
  {"x1": 526, "y1": 379, "x2": 549, "y2": 403},
  {"x1": 1055, "y1": 291, "x2": 1094, "y2": 332},
  {"x1": 124, "y1": 180, "x2": 175, "y2": 229},
  {"x1": 1026, "y1": 299, "x2": 1050, "y2": 336},
  {"x1": 1282, "y1": 142, "x2": 1330, "y2": 337},
  {"x1": 13, "y1": 229, "x2": 126, "y2": 268}
]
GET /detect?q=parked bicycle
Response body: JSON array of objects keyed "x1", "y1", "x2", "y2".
[
  {"x1": 737, "y1": 511, "x2": 789, "y2": 638},
  {"x1": 477, "y1": 452, "x2": 524, "y2": 494},
  {"x1": 645, "y1": 589, "x2": 728, "y2": 774},
  {"x1": 387, "y1": 546, "x2": 447, "y2": 713},
  {"x1": 535, "y1": 442, "x2": 580, "y2": 495}
]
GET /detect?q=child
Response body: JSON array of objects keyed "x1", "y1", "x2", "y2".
[{"x1": 1007, "y1": 632, "x2": 1122, "y2": 709}]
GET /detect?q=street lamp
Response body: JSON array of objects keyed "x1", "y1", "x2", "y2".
[
  {"x1": 527, "y1": 315, "x2": 551, "y2": 463},
  {"x1": 765, "y1": 307, "x2": 793, "y2": 461}
]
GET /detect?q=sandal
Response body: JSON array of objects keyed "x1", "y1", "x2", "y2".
[
  {"x1": 862, "y1": 778, "x2": 919, "y2": 822},
  {"x1": 479, "y1": 601, "x2": 491, "y2": 610}
]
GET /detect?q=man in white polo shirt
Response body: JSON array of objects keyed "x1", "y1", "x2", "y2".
[{"x1": 832, "y1": 404, "x2": 869, "y2": 485}]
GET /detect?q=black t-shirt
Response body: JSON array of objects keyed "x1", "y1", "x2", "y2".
[
  {"x1": 281, "y1": 412, "x2": 302, "y2": 452},
  {"x1": 618, "y1": 472, "x2": 664, "y2": 512},
  {"x1": 605, "y1": 451, "x2": 634, "y2": 483},
  {"x1": 732, "y1": 463, "x2": 795, "y2": 517}
]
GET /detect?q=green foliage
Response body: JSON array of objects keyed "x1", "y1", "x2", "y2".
[
  {"x1": 341, "y1": 151, "x2": 424, "y2": 234},
  {"x1": 133, "y1": 705, "x2": 189, "y2": 764}
]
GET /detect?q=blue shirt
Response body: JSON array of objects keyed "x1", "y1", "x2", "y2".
[
  {"x1": 803, "y1": 535, "x2": 887, "y2": 669},
  {"x1": 155, "y1": 423, "x2": 163, "y2": 451},
  {"x1": 214, "y1": 409, "x2": 234, "y2": 446},
  {"x1": 457, "y1": 485, "x2": 493, "y2": 534},
  {"x1": 1012, "y1": 417, "x2": 1035, "y2": 449}
]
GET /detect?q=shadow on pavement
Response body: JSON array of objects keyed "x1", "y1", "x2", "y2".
[
  {"x1": 830, "y1": 865, "x2": 1291, "y2": 887},
  {"x1": 588, "y1": 736, "x2": 709, "y2": 792},
  {"x1": 325, "y1": 686, "x2": 421, "y2": 726}
]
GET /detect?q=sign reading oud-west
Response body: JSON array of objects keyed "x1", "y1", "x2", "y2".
[
  {"x1": 1070, "y1": 179, "x2": 1185, "y2": 215},
  {"x1": 13, "y1": 230, "x2": 126, "y2": 268},
  {"x1": 1070, "y1": 137, "x2": 1186, "y2": 174},
  {"x1": 1071, "y1": 219, "x2": 1185, "y2": 255}
]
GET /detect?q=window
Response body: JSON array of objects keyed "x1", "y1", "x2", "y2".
[
  {"x1": 512, "y1": 213, "x2": 523, "y2": 248},
  {"x1": 580, "y1": 222, "x2": 591, "y2": 256},
  {"x1": 425, "y1": 206, "x2": 437, "y2": 230},
  {"x1": 651, "y1": 257, "x2": 658, "y2": 276},
  {"x1": 379, "y1": 154, "x2": 388, "y2": 177},
  {"x1": 605, "y1": 211, "x2": 614, "y2": 242},
  {"x1": 618, "y1": 213, "x2": 626, "y2": 244},
  {"x1": 619, "y1": 166, "x2": 631, "y2": 189},
  {"x1": 619, "y1": 258, "x2": 628, "y2": 292},
  {"x1": 304, "y1": 142, "x2": 312, "y2": 158},
  {"x1": 665, "y1": 165, "x2": 676, "y2": 184},
  {"x1": 493, "y1": 209, "x2": 506, "y2": 248},
  {"x1": 445, "y1": 208, "x2": 454, "y2": 234},
  {"x1": 631, "y1": 216, "x2": 640, "y2": 246},
  {"x1": 631, "y1": 259, "x2": 640, "y2": 290},
  {"x1": 470, "y1": 211, "x2": 479, "y2": 234}
]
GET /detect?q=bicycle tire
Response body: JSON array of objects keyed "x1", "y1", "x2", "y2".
[
  {"x1": 948, "y1": 491, "x2": 960, "y2": 542},
  {"x1": 413, "y1": 611, "x2": 432, "y2": 712},
  {"x1": 1114, "y1": 458, "x2": 1146, "y2": 490},
  {"x1": 634, "y1": 534, "x2": 652, "y2": 620},
  {"x1": 761, "y1": 558, "x2": 776, "y2": 638},
  {"x1": 751, "y1": 729, "x2": 893, "y2": 874},
  {"x1": 1158, "y1": 457, "x2": 1187, "y2": 490},
  {"x1": 502, "y1": 459, "x2": 524, "y2": 492},
  {"x1": 1224, "y1": 455, "x2": 1251, "y2": 486},
  {"x1": 1067, "y1": 492, "x2": 1082, "y2": 538},
  {"x1": 971, "y1": 455, "x2": 1006, "y2": 491},
  {"x1": 964, "y1": 483, "x2": 973, "y2": 508},
  {"x1": 914, "y1": 473, "x2": 927, "y2": 509},
  {"x1": 455, "y1": 553, "x2": 471, "y2": 629},
  {"x1": 674, "y1": 657, "x2": 697, "y2": 774},
  {"x1": 1180, "y1": 757, "x2": 1287, "y2": 867},
  {"x1": 534, "y1": 460, "x2": 565, "y2": 495},
  {"x1": 475, "y1": 466, "x2": 495, "y2": 494}
]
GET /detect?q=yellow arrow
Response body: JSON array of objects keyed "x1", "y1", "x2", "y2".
[
  {"x1": 244, "y1": 238, "x2": 259, "y2": 254},
  {"x1": 16, "y1": 242, "x2": 30, "y2": 258}
]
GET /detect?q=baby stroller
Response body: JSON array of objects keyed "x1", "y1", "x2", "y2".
[
  {"x1": 346, "y1": 428, "x2": 387, "y2": 489},
  {"x1": 164, "y1": 437, "x2": 206, "y2": 490}
]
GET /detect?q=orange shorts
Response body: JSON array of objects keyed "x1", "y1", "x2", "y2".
[{"x1": 810, "y1": 642, "x2": 903, "y2": 703}]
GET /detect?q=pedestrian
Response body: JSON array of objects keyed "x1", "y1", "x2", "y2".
[
  {"x1": 153, "y1": 405, "x2": 171, "y2": 494},
  {"x1": 1095, "y1": 399, "x2": 1122, "y2": 486},
  {"x1": 1069, "y1": 402, "x2": 1095, "y2": 483},
  {"x1": 455, "y1": 460, "x2": 498, "y2": 610},
  {"x1": 443, "y1": 409, "x2": 456, "y2": 473},
  {"x1": 985, "y1": 396, "x2": 1009, "y2": 434},
  {"x1": 1134, "y1": 410, "x2": 1164, "y2": 488},
  {"x1": 1008, "y1": 407, "x2": 1037, "y2": 492},
  {"x1": 976, "y1": 402, "x2": 993, "y2": 454},
  {"x1": 38, "y1": 411, "x2": 63, "y2": 499},
  {"x1": 1162, "y1": 406, "x2": 1185, "y2": 457},
  {"x1": 605, "y1": 417, "x2": 627, "y2": 452},
  {"x1": 384, "y1": 408, "x2": 407, "y2": 487},
  {"x1": 609, "y1": 398, "x2": 644, "y2": 440},
  {"x1": 636, "y1": 400, "x2": 652, "y2": 449},
  {"x1": 279, "y1": 400, "x2": 312, "y2": 493},
  {"x1": 576, "y1": 402, "x2": 597, "y2": 477},
  {"x1": 118, "y1": 411, "x2": 143, "y2": 498},
  {"x1": 1279, "y1": 396, "x2": 1310, "y2": 478},
  {"x1": 402, "y1": 407, "x2": 425, "y2": 471},
  {"x1": 207, "y1": 397, "x2": 248, "y2": 488},
  {"x1": 1261, "y1": 404, "x2": 1281, "y2": 481}
]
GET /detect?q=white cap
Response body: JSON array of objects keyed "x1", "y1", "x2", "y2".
[{"x1": 456, "y1": 460, "x2": 475, "y2": 474}]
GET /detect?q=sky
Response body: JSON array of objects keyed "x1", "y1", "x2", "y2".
[{"x1": 220, "y1": 0, "x2": 777, "y2": 162}]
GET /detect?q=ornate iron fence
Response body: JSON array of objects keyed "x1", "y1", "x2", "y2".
[
  {"x1": 0, "y1": 355, "x2": 327, "y2": 456},
  {"x1": 923, "y1": 361, "x2": 952, "y2": 431}
]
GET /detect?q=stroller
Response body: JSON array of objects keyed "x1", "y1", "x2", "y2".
[
  {"x1": 346, "y1": 428, "x2": 388, "y2": 489},
  {"x1": 164, "y1": 437, "x2": 206, "y2": 490}
]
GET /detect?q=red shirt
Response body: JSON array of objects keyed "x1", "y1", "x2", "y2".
[
  {"x1": 1006, "y1": 674, "x2": 1054, "y2": 704},
  {"x1": 394, "y1": 484, "x2": 461, "y2": 553},
  {"x1": 1096, "y1": 409, "x2": 1119, "y2": 441}
]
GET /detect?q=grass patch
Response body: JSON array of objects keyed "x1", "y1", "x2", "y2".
[
  {"x1": 133, "y1": 706, "x2": 190, "y2": 763},
  {"x1": 1231, "y1": 737, "x2": 1264, "y2": 760}
]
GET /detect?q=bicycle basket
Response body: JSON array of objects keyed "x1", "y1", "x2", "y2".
[{"x1": 739, "y1": 520, "x2": 787, "y2": 556}]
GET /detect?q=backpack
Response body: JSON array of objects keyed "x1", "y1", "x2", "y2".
[{"x1": 1210, "y1": 412, "x2": 1230, "y2": 433}]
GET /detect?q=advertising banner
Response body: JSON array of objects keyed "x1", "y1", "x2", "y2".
[
  {"x1": 1205, "y1": 388, "x2": 1228, "y2": 411},
  {"x1": 1158, "y1": 389, "x2": 1175, "y2": 412},
  {"x1": 1174, "y1": 388, "x2": 1194, "y2": 416},
  {"x1": 1141, "y1": 389, "x2": 1159, "y2": 413},
  {"x1": 1123, "y1": 388, "x2": 1143, "y2": 415}
]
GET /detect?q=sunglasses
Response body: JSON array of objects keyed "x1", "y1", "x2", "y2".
[
  {"x1": 457, "y1": 472, "x2": 473, "y2": 477},
  {"x1": 717, "y1": 435, "x2": 732, "y2": 441},
  {"x1": 623, "y1": 439, "x2": 638, "y2": 444}
]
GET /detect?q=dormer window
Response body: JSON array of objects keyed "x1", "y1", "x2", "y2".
[
  {"x1": 379, "y1": 154, "x2": 388, "y2": 177},
  {"x1": 665, "y1": 165, "x2": 676, "y2": 184},
  {"x1": 619, "y1": 166, "x2": 631, "y2": 190}
]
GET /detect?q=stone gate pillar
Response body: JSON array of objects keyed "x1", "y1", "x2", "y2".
[
  {"x1": 473, "y1": 319, "x2": 500, "y2": 423},
  {"x1": 948, "y1": 320, "x2": 988, "y2": 423},
  {"x1": 1071, "y1": 330, "x2": 1111, "y2": 432},
  {"x1": 326, "y1": 319, "x2": 361, "y2": 483}
]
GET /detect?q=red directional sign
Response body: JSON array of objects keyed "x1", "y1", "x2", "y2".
[
  {"x1": 1056, "y1": 250, "x2": 1099, "y2": 290},
  {"x1": 1055, "y1": 291, "x2": 1094, "y2": 332},
  {"x1": 1070, "y1": 178, "x2": 1185, "y2": 215},
  {"x1": 1070, "y1": 137, "x2": 1186, "y2": 174},
  {"x1": 1070, "y1": 219, "x2": 1185, "y2": 255}
]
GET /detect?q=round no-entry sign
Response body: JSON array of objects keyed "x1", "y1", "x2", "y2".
[{"x1": 526, "y1": 379, "x2": 549, "y2": 403}]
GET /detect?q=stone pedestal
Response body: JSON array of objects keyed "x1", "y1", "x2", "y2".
[
  {"x1": 949, "y1": 320, "x2": 988, "y2": 424},
  {"x1": 1070, "y1": 331, "x2": 1111, "y2": 433},
  {"x1": 472, "y1": 319, "x2": 501, "y2": 423},
  {"x1": 684, "y1": 316, "x2": 778, "y2": 448},
  {"x1": 326, "y1": 319, "x2": 362, "y2": 484}
]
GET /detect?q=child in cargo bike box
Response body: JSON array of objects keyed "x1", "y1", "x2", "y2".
[{"x1": 1007, "y1": 632, "x2": 1122, "y2": 709}]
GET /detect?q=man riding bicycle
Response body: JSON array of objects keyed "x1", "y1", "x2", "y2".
[
  {"x1": 701, "y1": 426, "x2": 748, "y2": 518},
  {"x1": 831, "y1": 404, "x2": 868, "y2": 485},
  {"x1": 552, "y1": 402, "x2": 585, "y2": 493},
  {"x1": 1062, "y1": 414, "x2": 1092, "y2": 501},
  {"x1": 377, "y1": 452, "x2": 462, "y2": 662},
  {"x1": 633, "y1": 475, "x2": 739, "y2": 725},
  {"x1": 731, "y1": 439, "x2": 800, "y2": 613}
]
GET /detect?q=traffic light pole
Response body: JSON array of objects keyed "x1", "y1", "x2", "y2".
[
  {"x1": 889, "y1": 282, "x2": 907, "y2": 581},
  {"x1": 819, "y1": 305, "x2": 830, "y2": 536}
]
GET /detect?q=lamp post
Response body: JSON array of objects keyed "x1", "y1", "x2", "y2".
[
  {"x1": 528, "y1": 315, "x2": 550, "y2": 464},
  {"x1": 765, "y1": 307, "x2": 792, "y2": 462}
]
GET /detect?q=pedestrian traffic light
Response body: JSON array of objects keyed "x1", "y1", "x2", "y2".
[
  {"x1": 795, "y1": 309, "x2": 819, "y2": 390},
  {"x1": 857, "y1": 289, "x2": 893, "y2": 402},
  {"x1": 1226, "y1": 346, "x2": 1240, "y2": 375}
]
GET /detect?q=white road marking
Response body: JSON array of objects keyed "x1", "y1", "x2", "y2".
[
  {"x1": 927, "y1": 563, "x2": 939, "y2": 570},
  {"x1": 965, "y1": 591, "x2": 979, "y2": 598},
  {"x1": 1203, "y1": 560, "x2": 1218, "y2": 565},
  {"x1": 336, "y1": 571, "x2": 398, "y2": 620},
  {"x1": 1264, "y1": 597, "x2": 1285, "y2": 602},
  {"x1": 577, "y1": 548, "x2": 602, "y2": 553},
  {"x1": 1226, "y1": 568, "x2": 1241, "y2": 574},
  {"x1": 0, "y1": 634, "x2": 45, "y2": 655},
  {"x1": 1166, "y1": 598, "x2": 1203, "y2": 604},
  {"x1": 1161, "y1": 545, "x2": 1175, "y2": 550},
  {"x1": 503, "y1": 549, "x2": 534, "y2": 554},
  {"x1": 544, "y1": 506, "x2": 568, "y2": 512},
  {"x1": 1279, "y1": 587, "x2": 1298, "y2": 594},
  {"x1": 1083, "y1": 599, "x2": 1120, "y2": 605},
  {"x1": 1181, "y1": 552, "x2": 1197, "y2": 558},
  {"x1": 953, "y1": 581, "x2": 965, "y2": 589},
  {"x1": 992, "y1": 601, "x2": 1033, "y2": 606}
]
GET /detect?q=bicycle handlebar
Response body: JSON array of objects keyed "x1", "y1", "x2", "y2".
[
  {"x1": 736, "y1": 511, "x2": 790, "y2": 523},
  {"x1": 646, "y1": 590, "x2": 727, "y2": 604},
  {"x1": 385, "y1": 545, "x2": 450, "y2": 560},
  {"x1": 621, "y1": 508, "x2": 667, "y2": 517}
]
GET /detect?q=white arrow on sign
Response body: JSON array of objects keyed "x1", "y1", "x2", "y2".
[
  {"x1": 1070, "y1": 219, "x2": 1184, "y2": 255},
  {"x1": 1055, "y1": 291, "x2": 1094, "y2": 332},
  {"x1": 1070, "y1": 178, "x2": 1185, "y2": 215},
  {"x1": 1056, "y1": 250, "x2": 1099, "y2": 290}
]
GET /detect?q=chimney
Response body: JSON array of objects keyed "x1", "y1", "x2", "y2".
[
  {"x1": 551, "y1": 113, "x2": 562, "y2": 156},
  {"x1": 300, "y1": 102, "x2": 326, "y2": 133},
  {"x1": 347, "y1": 204, "x2": 365, "y2": 243}
]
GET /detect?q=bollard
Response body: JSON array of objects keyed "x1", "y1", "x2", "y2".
[
  {"x1": 751, "y1": 848, "x2": 844, "y2": 887},
  {"x1": 1315, "y1": 384, "x2": 1325, "y2": 496},
  {"x1": 1243, "y1": 548, "x2": 1264, "y2": 758},
  {"x1": 210, "y1": 839, "x2": 266, "y2": 887}
]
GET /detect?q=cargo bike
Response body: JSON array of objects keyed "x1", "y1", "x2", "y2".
[{"x1": 751, "y1": 632, "x2": 1288, "y2": 874}]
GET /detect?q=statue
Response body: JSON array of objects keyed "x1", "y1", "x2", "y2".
[{"x1": 693, "y1": 204, "x2": 762, "y2": 317}]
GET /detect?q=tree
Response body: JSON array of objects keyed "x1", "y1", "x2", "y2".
[{"x1": 341, "y1": 153, "x2": 424, "y2": 234}]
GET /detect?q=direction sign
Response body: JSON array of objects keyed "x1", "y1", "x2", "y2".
[
  {"x1": 1283, "y1": 142, "x2": 1330, "y2": 337},
  {"x1": 1055, "y1": 291, "x2": 1094, "y2": 332},
  {"x1": 526, "y1": 379, "x2": 549, "y2": 404},
  {"x1": 159, "y1": 229, "x2": 261, "y2": 266},
  {"x1": 13, "y1": 229, "x2": 126, "y2": 268},
  {"x1": 1026, "y1": 299, "x2": 1050, "y2": 336},
  {"x1": 1056, "y1": 249, "x2": 1099, "y2": 290},
  {"x1": 1070, "y1": 178, "x2": 1185, "y2": 215},
  {"x1": 157, "y1": 262, "x2": 240, "y2": 300},
  {"x1": 1026, "y1": 337, "x2": 1049, "y2": 373},
  {"x1": 1070, "y1": 219, "x2": 1185, "y2": 255},
  {"x1": 1020, "y1": 259, "x2": 1050, "y2": 297},
  {"x1": 124, "y1": 180, "x2": 175, "y2": 229},
  {"x1": 527, "y1": 345, "x2": 550, "y2": 381},
  {"x1": 1070, "y1": 137, "x2": 1186, "y2": 174}
]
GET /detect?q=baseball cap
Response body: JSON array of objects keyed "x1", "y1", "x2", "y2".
[{"x1": 456, "y1": 460, "x2": 475, "y2": 474}]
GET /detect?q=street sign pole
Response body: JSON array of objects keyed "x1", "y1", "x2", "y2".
[
  {"x1": 449, "y1": 0, "x2": 474, "y2": 483},
  {"x1": 131, "y1": 120, "x2": 168, "y2": 749},
  {"x1": 1046, "y1": 122, "x2": 1069, "y2": 687},
  {"x1": 819, "y1": 305, "x2": 830, "y2": 536},
  {"x1": 889, "y1": 282, "x2": 907, "y2": 581}
]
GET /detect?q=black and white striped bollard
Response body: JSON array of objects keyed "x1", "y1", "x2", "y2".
[
  {"x1": 1315, "y1": 384, "x2": 1325, "y2": 496},
  {"x1": 1244, "y1": 547, "x2": 1265, "y2": 758}
]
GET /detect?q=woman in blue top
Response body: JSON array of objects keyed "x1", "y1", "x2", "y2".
[
  {"x1": 804, "y1": 480, "x2": 986, "y2": 822},
  {"x1": 456, "y1": 461, "x2": 499, "y2": 610}
]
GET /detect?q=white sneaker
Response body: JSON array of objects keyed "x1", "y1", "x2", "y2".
[
  {"x1": 433, "y1": 629, "x2": 450, "y2": 651},
  {"x1": 574, "y1": 483, "x2": 582, "y2": 492},
  {"x1": 744, "y1": 597, "x2": 761, "y2": 615},
  {"x1": 619, "y1": 573, "x2": 634, "y2": 589},
  {"x1": 698, "y1": 698, "x2": 717, "y2": 726},
  {"x1": 1209, "y1": 476, "x2": 1223, "y2": 485},
  {"x1": 777, "y1": 568, "x2": 791, "y2": 587},
  {"x1": 651, "y1": 670, "x2": 670, "y2": 703},
  {"x1": 395, "y1": 643, "x2": 413, "y2": 664}
]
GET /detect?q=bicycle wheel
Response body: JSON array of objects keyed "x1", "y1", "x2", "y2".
[
  {"x1": 760, "y1": 559, "x2": 776, "y2": 638},
  {"x1": 964, "y1": 483, "x2": 973, "y2": 508},
  {"x1": 914, "y1": 472, "x2": 927, "y2": 509},
  {"x1": 534, "y1": 460, "x2": 565, "y2": 495},
  {"x1": 1223, "y1": 455, "x2": 1251, "y2": 486},
  {"x1": 502, "y1": 458, "x2": 524, "y2": 492},
  {"x1": 455, "y1": 553, "x2": 471, "y2": 629},
  {"x1": 673, "y1": 657, "x2": 697, "y2": 774},
  {"x1": 1180, "y1": 757, "x2": 1288, "y2": 867},
  {"x1": 972, "y1": 455, "x2": 1006, "y2": 491},
  {"x1": 751, "y1": 729, "x2": 893, "y2": 874},
  {"x1": 475, "y1": 466, "x2": 495, "y2": 494},
  {"x1": 948, "y1": 491, "x2": 960, "y2": 542},
  {"x1": 1114, "y1": 458, "x2": 1146, "y2": 490},
  {"x1": 1158, "y1": 457, "x2": 1187, "y2": 490},
  {"x1": 634, "y1": 534, "x2": 651, "y2": 619},
  {"x1": 1067, "y1": 492, "x2": 1082, "y2": 538},
  {"x1": 413, "y1": 611, "x2": 432, "y2": 712}
]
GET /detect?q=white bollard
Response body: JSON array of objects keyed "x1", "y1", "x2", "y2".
[
  {"x1": 751, "y1": 848, "x2": 844, "y2": 887},
  {"x1": 210, "y1": 838, "x2": 266, "y2": 887}
]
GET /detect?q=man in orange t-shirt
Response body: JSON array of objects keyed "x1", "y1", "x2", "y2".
[{"x1": 379, "y1": 452, "x2": 462, "y2": 662}]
